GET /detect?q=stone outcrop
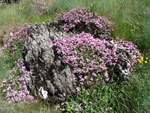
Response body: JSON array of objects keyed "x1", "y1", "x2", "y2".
[
  {"x1": 22, "y1": 20, "x2": 133, "y2": 103},
  {"x1": 22, "y1": 22, "x2": 76, "y2": 104}
]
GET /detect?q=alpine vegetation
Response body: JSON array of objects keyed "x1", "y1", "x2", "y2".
[{"x1": 0, "y1": 8, "x2": 141, "y2": 112}]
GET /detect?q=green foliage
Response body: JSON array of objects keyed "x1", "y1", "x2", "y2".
[
  {"x1": 4, "y1": 39, "x2": 24, "y2": 68},
  {"x1": 61, "y1": 80, "x2": 125, "y2": 113},
  {"x1": 120, "y1": 63, "x2": 150, "y2": 113},
  {"x1": 60, "y1": 62, "x2": 150, "y2": 113},
  {"x1": 0, "y1": 53, "x2": 11, "y2": 82},
  {"x1": 0, "y1": 96, "x2": 57, "y2": 113},
  {"x1": 18, "y1": 0, "x2": 39, "y2": 21}
]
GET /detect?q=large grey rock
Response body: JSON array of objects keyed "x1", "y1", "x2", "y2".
[
  {"x1": 22, "y1": 23, "x2": 76, "y2": 104},
  {"x1": 22, "y1": 20, "x2": 132, "y2": 103}
]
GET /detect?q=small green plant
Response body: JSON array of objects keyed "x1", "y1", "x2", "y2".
[
  {"x1": 4, "y1": 24, "x2": 29, "y2": 68},
  {"x1": 60, "y1": 79, "x2": 126, "y2": 113},
  {"x1": 88, "y1": 4, "x2": 95, "y2": 12}
]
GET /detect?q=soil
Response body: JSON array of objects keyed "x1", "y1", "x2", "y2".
[{"x1": 0, "y1": 24, "x2": 23, "y2": 48}]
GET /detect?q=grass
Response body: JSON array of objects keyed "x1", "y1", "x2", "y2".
[
  {"x1": 0, "y1": 97, "x2": 57, "y2": 113},
  {"x1": 117, "y1": 63, "x2": 150, "y2": 113},
  {"x1": 0, "y1": 0, "x2": 150, "y2": 112},
  {"x1": 0, "y1": 0, "x2": 53, "y2": 35},
  {"x1": 0, "y1": 53, "x2": 11, "y2": 83}
]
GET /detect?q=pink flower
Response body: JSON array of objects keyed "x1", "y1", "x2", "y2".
[
  {"x1": 87, "y1": 81, "x2": 91, "y2": 85},
  {"x1": 3, "y1": 89, "x2": 6, "y2": 92},
  {"x1": 2, "y1": 79, "x2": 7, "y2": 83},
  {"x1": 8, "y1": 101, "x2": 12, "y2": 104},
  {"x1": 7, "y1": 86, "x2": 11, "y2": 91},
  {"x1": 34, "y1": 100, "x2": 38, "y2": 103}
]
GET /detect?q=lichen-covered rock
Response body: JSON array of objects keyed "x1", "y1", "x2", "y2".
[{"x1": 22, "y1": 23, "x2": 76, "y2": 103}]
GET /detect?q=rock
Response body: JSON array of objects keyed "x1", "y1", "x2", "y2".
[
  {"x1": 113, "y1": 49, "x2": 131, "y2": 81},
  {"x1": 3, "y1": 0, "x2": 18, "y2": 4},
  {"x1": 71, "y1": 22, "x2": 113, "y2": 41},
  {"x1": 0, "y1": 36, "x2": 3, "y2": 47},
  {"x1": 22, "y1": 23, "x2": 76, "y2": 104},
  {"x1": 22, "y1": 20, "x2": 134, "y2": 103}
]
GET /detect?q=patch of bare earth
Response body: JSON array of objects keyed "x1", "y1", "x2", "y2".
[{"x1": 0, "y1": 24, "x2": 23, "y2": 48}]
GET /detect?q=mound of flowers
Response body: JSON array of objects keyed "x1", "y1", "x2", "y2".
[
  {"x1": 55, "y1": 8, "x2": 113, "y2": 40},
  {"x1": 53, "y1": 32, "x2": 140, "y2": 86},
  {"x1": 1, "y1": 58, "x2": 37, "y2": 104},
  {"x1": 56, "y1": 8, "x2": 113, "y2": 31}
]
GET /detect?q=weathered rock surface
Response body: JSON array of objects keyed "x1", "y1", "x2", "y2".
[
  {"x1": 22, "y1": 23, "x2": 76, "y2": 103},
  {"x1": 3, "y1": 0, "x2": 18, "y2": 4},
  {"x1": 113, "y1": 49, "x2": 131, "y2": 80},
  {"x1": 0, "y1": 35, "x2": 3, "y2": 47},
  {"x1": 22, "y1": 20, "x2": 132, "y2": 103},
  {"x1": 71, "y1": 22, "x2": 113, "y2": 41}
]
